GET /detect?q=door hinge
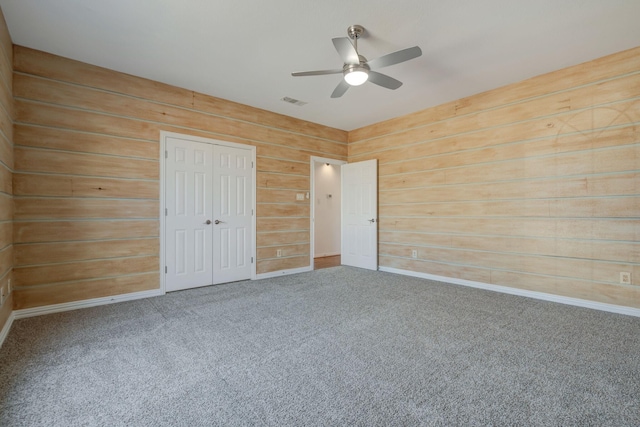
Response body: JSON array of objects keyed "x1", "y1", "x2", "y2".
[
  {"x1": 251, "y1": 257, "x2": 254, "y2": 263},
  {"x1": 165, "y1": 266, "x2": 168, "y2": 273},
  {"x1": 165, "y1": 208, "x2": 168, "y2": 216},
  {"x1": 165, "y1": 150, "x2": 168, "y2": 159},
  {"x1": 251, "y1": 161, "x2": 254, "y2": 168},
  {"x1": 251, "y1": 209, "x2": 254, "y2": 216}
]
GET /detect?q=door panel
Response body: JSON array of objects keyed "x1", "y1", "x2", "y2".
[
  {"x1": 341, "y1": 159, "x2": 378, "y2": 270},
  {"x1": 212, "y1": 145, "x2": 252, "y2": 284},
  {"x1": 165, "y1": 137, "x2": 214, "y2": 291}
]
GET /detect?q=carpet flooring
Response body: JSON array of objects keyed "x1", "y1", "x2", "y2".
[{"x1": 1, "y1": 266, "x2": 639, "y2": 426}]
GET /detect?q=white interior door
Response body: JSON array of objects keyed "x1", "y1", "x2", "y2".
[
  {"x1": 212, "y1": 145, "x2": 253, "y2": 284},
  {"x1": 341, "y1": 159, "x2": 378, "y2": 270},
  {"x1": 165, "y1": 135, "x2": 253, "y2": 292},
  {"x1": 165, "y1": 137, "x2": 214, "y2": 291}
]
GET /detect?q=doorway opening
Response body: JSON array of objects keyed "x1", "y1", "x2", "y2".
[{"x1": 310, "y1": 157, "x2": 346, "y2": 270}]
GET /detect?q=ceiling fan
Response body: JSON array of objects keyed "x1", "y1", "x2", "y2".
[{"x1": 291, "y1": 25, "x2": 422, "y2": 98}]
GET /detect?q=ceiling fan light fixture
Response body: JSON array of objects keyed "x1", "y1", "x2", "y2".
[{"x1": 344, "y1": 64, "x2": 369, "y2": 86}]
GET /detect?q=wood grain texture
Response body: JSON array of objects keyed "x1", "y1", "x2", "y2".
[
  {"x1": 14, "y1": 220, "x2": 159, "y2": 243},
  {"x1": 257, "y1": 256, "x2": 309, "y2": 274},
  {"x1": 13, "y1": 255, "x2": 158, "y2": 287},
  {"x1": 12, "y1": 44, "x2": 345, "y2": 310},
  {"x1": 15, "y1": 238, "x2": 158, "y2": 266},
  {"x1": 15, "y1": 124, "x2": 159, "y2": 159},
  {"x1": 0, "y1": 12, "x2": 11, "y2": 328},
  {"x1": 14, "y1": 46, "x2": 347, "y2": 143},
  {"x1": 12, "y1": 273, "x2": 160, "y2": 310},
  {"x1": 13, "y1": 173, "x2": 159, "y2": 199},
  {"x1": 356, "y1": 47, "x2": 640, "y2": 309}
]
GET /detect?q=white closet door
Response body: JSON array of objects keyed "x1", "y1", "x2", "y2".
[
  {"x1": 212, "y1": 144, "x2": 253, "y2": 284},
  {"x1": 341, "y1": 159, "x2": 378, "y2": 270},
  {"x1": 165, "y1": 137, "x2": 214, "y2": 291}
]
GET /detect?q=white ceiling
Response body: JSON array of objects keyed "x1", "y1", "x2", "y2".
[{"x1": 1, "y1": 0, "x2": 639, "y2": 131}]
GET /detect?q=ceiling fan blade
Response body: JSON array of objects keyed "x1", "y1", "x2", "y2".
[
  {"x1": 292, "y1": 69, "x2": 343, "y2": 77},
  {"x1": 368, "y1": 71, "x2": 403, "y2": 90},
  {"x1": 331, "y1": 80, "x2": 350, "y2": 98},
  {"x1": 367, "y1": 46, "x2": 422, "y2": 69},
  {"x1": 332, "y1": 37, "x2": 359, "y2": 65}
]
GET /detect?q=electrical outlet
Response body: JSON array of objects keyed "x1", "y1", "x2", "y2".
[
  {"x1": 620, "y1": 272, "x2": 631, "y2": 285},
  {"x1": 411, "y1": 250, "x2": 418, "y2": 259},
  {"x1": 296, "y1": 193, "x2": 305, "y2": 201},
  {"x1": 276, "y1": 249, "x2": 282, "y2": 257}
]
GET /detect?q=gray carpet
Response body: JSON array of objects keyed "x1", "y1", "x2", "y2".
[{"x1": 1, "y1": 266, "x2": 639, "y2": 426}]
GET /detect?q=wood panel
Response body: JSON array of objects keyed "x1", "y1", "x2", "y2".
[
  {"x1": 257, "y1": 231, "x2": 309, "y2": 247},
  {"x1": 257, "y1": 244, "x2": 309, "y2": 260},
  {"x1": 257, "y1": 256, "x2": 309, "y2": 274},
  {"x1": 12, "y1": 44, "x2": 346, "y2": 310},
  {"x1": 354, "y1": 47, "x2": 640, "y2": 310},
  {"x1": 15, "y1": 238, "x2": 158, "y2": 265},
  {"x1": 257, "y1": 172, "x2": 309, "y2": 190},
  {"x1": 381, "y1": 172, "x2": 640, "y2": 203},
  {"x1": 257, "y1": 217, "x2": 309, "y2": 232},
  {"x1": 0, "y1": 10, "x2": 11, "y2": 328},
  {"x1": 15, "y1": 124, "x2": 159, "y2": 159},
  {"x1": 14, "y1": 73, "x2": 346, "y2": 157},
  {"x1": 380, "y1": 243, "x2": 635, "y2": 285},
  {"x1": 0, "y1": 162, "x2": 10, "y2": 194},
  {"x1": 349, "y1": 46, "x2": 640, "y2": 142},
  {"x1": 14, "y1": 220, "x2": 159, "y2": 243},
  {"x1": 14, "y1": 173, "x2": 159, "y2": 199},
  {"x1": 379, "y1": 231, "x2": 640, "y2": 263},
  {"x1": 256, "y1": 203, "x2": 310, "y2": 218},
  {"x1": 12, "y1": 273, "x2": 160, "y2": 310},
  {"x1": 13, "y1": 255, "x2": 158, "y2": 287},
  {"x1": 14, "y1": 46, "x2": 347, "y2": 143},
  {"x1": 14, "y1": 198, "x2": 159, "y2": 220}
]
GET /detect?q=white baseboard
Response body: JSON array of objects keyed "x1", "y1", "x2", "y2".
[
  {"x1": 380, "y1": 266, "x2": 640, "y2": 318},
  {"x1": 256, "y1": 266, "x2": 312, "y2": 280},
  {"x1": 13, "y1": 288, "x2": 165, "y2": 320},
  {"x1": 0, "y1": 311, "x2": 15, "y2": 348}
]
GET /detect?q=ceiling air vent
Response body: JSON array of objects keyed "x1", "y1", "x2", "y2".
[{"x1": 281, "y1": 96, "x2": 307, "y2": 106}]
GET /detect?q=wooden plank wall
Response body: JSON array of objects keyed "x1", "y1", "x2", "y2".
[
  {"x1": 12, "y1": 46, "x2": 347, "y2": 309},
  {"x1": 349, "y1": 47, "x2": 640, "y2": 309},
  {"x1": 0, "y1": 8, "x2": 12, "y2": 330}
]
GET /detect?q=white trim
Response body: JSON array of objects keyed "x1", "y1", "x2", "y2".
[
  {"x1": 0, "y1": 311, "x2": 15, "y2": 348},
  {"x1": 380, "y1": 266, "x2": 640, "y2": 318},
  {"x1": 309, "y1": 156, "x2": 346, "y2": 270},
  {"x1": 159, "y1": 131, "x2": 257, "y2": 293},
  {"x1": 13, "y1": 289, "x2": 165, "y2": 320},
  {"x1": 256, "y1": 266, "x2": 312, "y2": 280}
]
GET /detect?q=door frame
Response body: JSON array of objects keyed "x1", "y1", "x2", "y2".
[
  {"x1": 309, "y1": 156, "x2": 347, "y2": 269},
  {"x1": 159, "y1": 131, "x2": 257, "y2": 293}
]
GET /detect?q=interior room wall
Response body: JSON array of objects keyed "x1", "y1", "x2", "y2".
[
  {"x1": 0, "y1": 8, "x2": 12, "y2": 331},
  {"x1": 313, "y1": 162, "x2": 341, "y2": 257},
  {"x1": 348, "y1": 46, "x2": 640, "y2": 309},
  {"x1": 12, "y1": 46, "x2": 347, "y2": 310}
]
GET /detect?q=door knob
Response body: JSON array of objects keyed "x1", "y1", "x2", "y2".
[
  {"x1": 214, "y1": 219, "x2": 225, "y2": 225},
  {"x1": 205, "y1": 220, "x2": 212, "y2": 225},
  {"x1": 368, "y1": 218, "x2": 376, "y2": 223}
]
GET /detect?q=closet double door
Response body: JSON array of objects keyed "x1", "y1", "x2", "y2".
[{"x1": 165, "y1": 136, "x2": 252, "y2": 292}]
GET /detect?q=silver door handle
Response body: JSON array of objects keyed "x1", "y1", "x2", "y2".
[
  {"x1": 368, "y1": 218, "x2": 376, "y2": 223},
  {"x1": 205, "y1": 220, "x2": 212, "y2": 225},
  {"x1": 214, "y1": 220, "x2": 225, "y2": 225}
]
